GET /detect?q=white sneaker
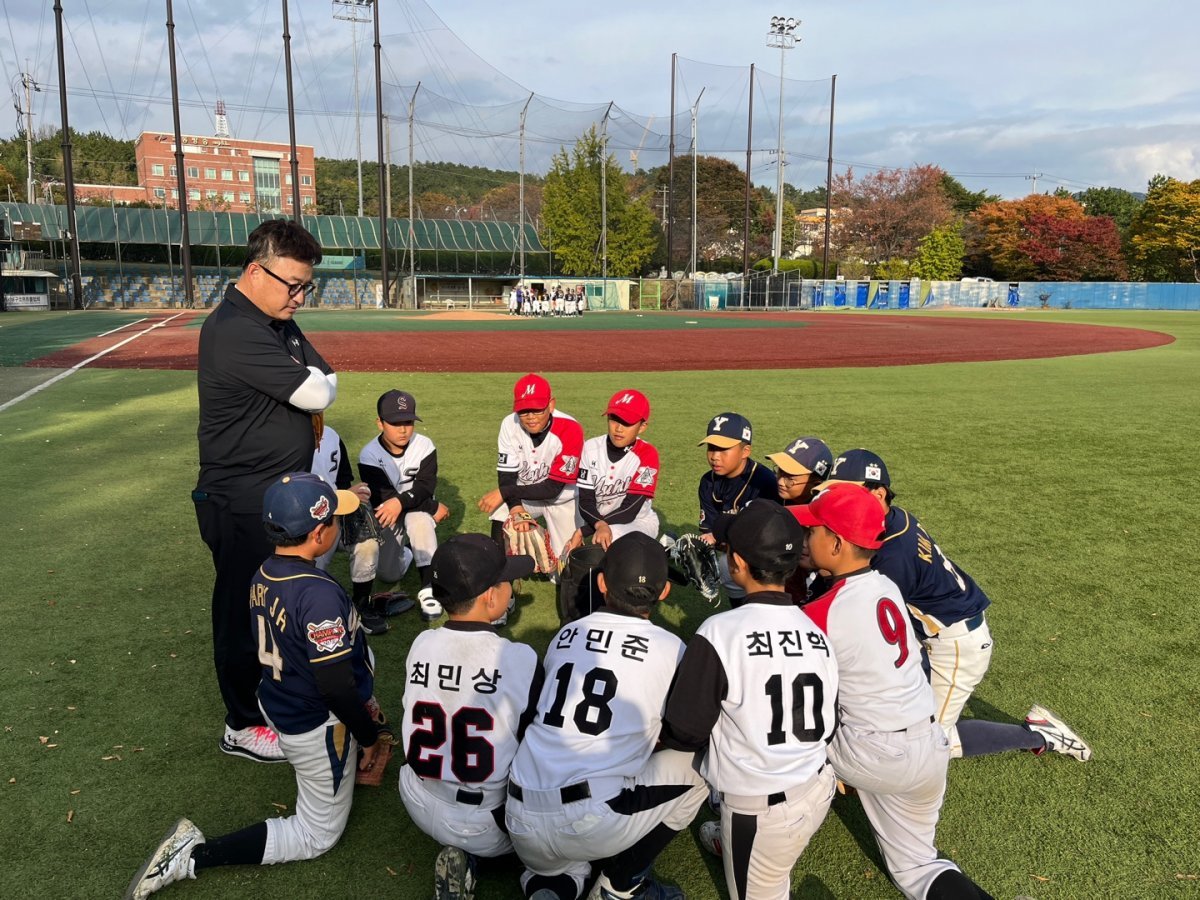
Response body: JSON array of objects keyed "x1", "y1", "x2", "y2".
[
  {"x1": 123, "y1": 818, "x2": 203, "y2": 899},
  {"x1": 419, "y1": 586, "x2": 443, "y2": 623},
  {"x1": 1026, "y1": 704, "x2": 1092, "y2": 761},
  {"x1": 219, "y1": 724, "x2": 286, "y2": 763},
  {"x1": 698, "y1": 820, "x2": 723, "y2": 858}
]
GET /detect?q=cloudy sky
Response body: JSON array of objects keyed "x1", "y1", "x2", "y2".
[{"x1": 3, "y1": 0, "x2": 1198, "y2": 198}]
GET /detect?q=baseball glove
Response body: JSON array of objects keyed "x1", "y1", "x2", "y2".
[
  {"x1": 666, "y1": 533, "x2": 722, "y2": 606},
  {"x1": 356, "y1": 695, "x2": 395, "y2": 787},
  {"x1": 503, "y1": 511, "x2": 557, "y2": 575},
  {"x1": 365, "y1": 694, "x2": 396, "y2": 745},
  {"x1": 341, "y1": 501, "x2": 386, "y2": 548}
]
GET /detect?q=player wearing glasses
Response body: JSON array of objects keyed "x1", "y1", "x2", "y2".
[{"x1": 194, "y1": 219, "x2": 339, "y2": 765}]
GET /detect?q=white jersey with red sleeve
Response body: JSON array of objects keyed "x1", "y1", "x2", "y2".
[
  {"x1": 803, "y1": 568, "x2": 934, "y2": 732},
  {"x1": 578, "y1": 435, "x2": 659, "y2": 516},
  {"x1": 497, "y1": 411, "x2": 583, "y2": 487}
]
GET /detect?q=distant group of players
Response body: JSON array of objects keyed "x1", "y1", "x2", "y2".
[
  {"x1": 129, "y1": 369, "x2": 1092, "y2": 900},
  {"x1": 509, "y1": 284, "x2": 588, "y2": 317}
]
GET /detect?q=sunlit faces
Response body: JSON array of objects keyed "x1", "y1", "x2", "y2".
[
  {"x1": 607, "y1": 413, "x2": 647, "y2": 449},
  {"x1": 705, "y1": 441, "x2": 751, "y2": 478},
  {"x1": 803, "y1": 523, "x2": 842, "y2": 575},
  {"x1": 248, "y1": 256, "x2": 315, "y2": 321},
  {"x1": 378, "y1": 418, "x2": 415, "y2": 453},
  {"x1": 516, "y1": 399, "x2": 555, "y2": 435},
  {"x1": 776, "y1": 469, "x2": 821, "y2": 503}
]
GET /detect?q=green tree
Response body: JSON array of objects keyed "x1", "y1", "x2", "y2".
[
  {"x1": 912, "y1": 224, "x2": 965, "y2": 279},
  {"x1": 938, "y1": 175, "x2": 998, "y2": 216},
  {"x1": 542, "y1": 127, "x2": 657, "y2": 277},
  {"x1": 1129, "y1": 178, "x2": 1200, "y2": 282},
  {"x1": 1074, "y1": 187, "x2": 1142, "y2": 234}
]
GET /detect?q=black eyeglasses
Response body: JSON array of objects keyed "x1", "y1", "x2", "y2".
[
  {"x1": 775, "y1": 469, "x2": 813, "y2": 484},
  {"x1": 516, "y1": 406, "x2": 550, "y2": 418},
  {"x1": 258, "y1": 262, "x2": 315, "y2": 299}
]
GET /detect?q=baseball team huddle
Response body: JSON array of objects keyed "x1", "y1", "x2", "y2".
[{"x1": 126, "y1": 221, "x2": 1091, "y2": 900}]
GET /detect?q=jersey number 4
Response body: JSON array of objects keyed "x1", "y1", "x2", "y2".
[
  {"x1": 765, "y1": 672, "x2": 826, "y2": 745},
  {"x1": 407, "y1": 702, "x2": 496, "y2": 783}
]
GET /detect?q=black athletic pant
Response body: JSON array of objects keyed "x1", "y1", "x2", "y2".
[{"x1": 194, "y1": 493, "x2": 273, "y2": 731}]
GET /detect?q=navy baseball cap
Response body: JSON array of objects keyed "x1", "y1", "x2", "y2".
[
  {"x1": 823, "y1": 449, "x2": 891, "y2": 487},
  {"x1": 430, "y1": 534, "x2": 535, "y2": 604},
  {"x1": 377, "y1": 389, "x2": 422, "y2": 423},
  {"x1": 768, "y1": 436, "x2": 833, "y2": 478},
  {"x1": 699, "y1": 412, "x2": 753, "y2": 449},
  {"x1": 602, "y1": 532, "x2": 669, "y2": 607},
  {"x1": 715, "y1": 500, "x2": 804, "y2": 572},
  {"x1": 263, "y1": 472, "x2": 359, "y2": 539}
]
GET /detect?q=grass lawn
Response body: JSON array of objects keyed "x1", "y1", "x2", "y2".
[{"x1": 0, "y1": 309, "x2": 1196, "y2": 899}]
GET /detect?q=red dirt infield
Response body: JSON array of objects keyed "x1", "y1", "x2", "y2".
[{"x1": 29, "y1": 311, "x2": 1174, "y2": 373}]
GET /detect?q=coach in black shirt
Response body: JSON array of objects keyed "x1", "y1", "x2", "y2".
[{"x1": 194, "y1": 219, "x2": 337, "y2": 763}]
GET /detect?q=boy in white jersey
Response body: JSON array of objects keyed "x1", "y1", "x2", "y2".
[
  {"x1": 563, "y1": 388, "x2": 660, "y2": 558},
  {"x1": 661, "y1": 501, "x2": 839, "y2": 900},
  {"x1": 309, "y1": 422, "x2": 374, "y2": 573},
  {"x1": 478, "y1": 374, "x2": 584, "y2": 592},
  {"x1": 355, "y1": 390, "x2": 450, "y2": 628},
  {"x1": 793, "y1": 484, "x2": 993, "y2": 900},
  {"x1": 400, "y1": 533, "x2": 541, "y2": 900},
  {"x1": 505, "y1": 533, "x2": 708, "y2": 900}
]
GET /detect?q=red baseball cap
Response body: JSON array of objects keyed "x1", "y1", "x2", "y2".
[
  {"x1": 605, "y1": 389, "x2": 650, "y2": 423},
  {"x1": 790, "y1": 482, "x2": 886, "y2": 549},
  {"x1": 513, "y1": 373, "x2": 552, "y2": 412}
]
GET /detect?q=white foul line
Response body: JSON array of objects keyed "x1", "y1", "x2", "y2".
[
  {"x1": 96, "y1": 317, "x2": 149, "y2": 337},
  {"x1": 0, "y1": 312, "x2": 188, "y2": 414}
]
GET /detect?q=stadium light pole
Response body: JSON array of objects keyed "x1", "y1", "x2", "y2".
[
  {"x1": 766, "y1": 15, "x2": 800, "y2": 275},
  {"x1": 334, "y1": 0, "x2": 372, "y2": 217}
]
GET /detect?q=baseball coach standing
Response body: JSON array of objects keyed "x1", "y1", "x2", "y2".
[{"x1": 193, "y1": 220, "x2": 337, "y2": 764}]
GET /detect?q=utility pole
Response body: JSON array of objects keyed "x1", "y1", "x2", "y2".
[
  {"x1": 690, "y1": 87, "x2": 705, "y2": 277},
  {"x1": 766, "y1": 15, "x2": 800, "y2": 274},
  {"x1": 600, "y1": 102, "x2": 613, "y2": 283},
  {"x1": 822, "y1": 74, "x2": 837, "y2": 280},
  {"x1": 21, "y1": 70, "x2": 38, "y2": 204},
  {"x1": 165, "y1": 0, "x2": 195, "y2": 307},
  {"x1": 282, "y1": 0, "x2": 302, "y2": 220},
  {"x1": 407, "y1": 82, "x2": 419, "y2": 308},
  {"x1": 372, "y1": 0, "x2": 386, "y2": 307},
  {"x1": 334, "y1": 0, "x2": 372, "y2": 218},
  {"x1": 52, "y1": 0, "x2": 83, "y2": 309},
  {"x1": 382, "y1": 112, "x2": 391, "y2": 219},
  {"x1": 1026, "y1": 172, "x2": 1043, "y2": 195},
  {"x1": 518, "y1": 92, "x2": 532, "y2": 283}
]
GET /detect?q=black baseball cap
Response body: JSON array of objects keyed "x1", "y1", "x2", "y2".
[
  {"x1": 715, "y1": 500, "x2": 805, "y2": 572},
  {"x1": 262, "y1": 472, "x2": 359, "y2": 539},
  {"x1": 699, "y1": 412, "x2": 753, "y2": 449},
  {"x1": 602, "y1": 532, "x2": 669, "y2": 607},
  {"x1": 377, "y1": 389, "x2": 422, "y2": 424},
  {"x1": 430, "y1": 534, "x2": 535, "y2": 604},
  {"x1": 824, "y1": 449, "x2": 891, "y2": 487}
]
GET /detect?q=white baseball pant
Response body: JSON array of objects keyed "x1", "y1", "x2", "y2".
[
  {"x1": 490, "y1": 491, "x2": 578, "y2": 563},
  {"x1": 348, "y1": 510, "x2": 438, "y2": 583},
  {"x1": 715, "y1": 765, "x2": 836, "y2": 900},
  {"x1": 260, "y1": 711, "x2": 357, "y2": 865},
  {"x1": 923, "y1": 616, "x2": 994, "y2": 758},
  {"x1": 504, "y1": 749, "x2": 707, "y2": 881},
  {"x1": 399, "y1": 765, "x2": 512, "y2": 858},
  {"x1": 827, "y1": 719, "x2": 958, "y2": 900}
]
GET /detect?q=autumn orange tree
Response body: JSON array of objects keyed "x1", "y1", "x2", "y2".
[{"x1": 964, "y1": 194, "x2": 1125, "y2": 281}]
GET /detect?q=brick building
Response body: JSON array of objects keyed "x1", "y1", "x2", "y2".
[{"x1": 74, "y1": 117, "x2": 316, "y2": 214}]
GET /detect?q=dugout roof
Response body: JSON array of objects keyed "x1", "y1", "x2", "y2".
[{"x1": 0, "y1": 203, "x2": 545, "y2": 254}]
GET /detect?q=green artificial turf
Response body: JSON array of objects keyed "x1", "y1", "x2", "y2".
[{"x1": 1, "y1": 309, "x2": 1197, "y2": 899}]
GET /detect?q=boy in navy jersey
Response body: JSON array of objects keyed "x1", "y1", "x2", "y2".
[{"x1": 125, "y1": 473, "x2": 382, "y2": 899}]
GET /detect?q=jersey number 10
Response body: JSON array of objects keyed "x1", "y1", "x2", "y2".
[{"x1": 765, "y1": 672, "x2": 826, "y2": 745}]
